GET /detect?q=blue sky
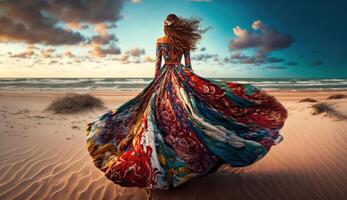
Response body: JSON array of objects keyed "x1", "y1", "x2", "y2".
[{"x1": 0, "y1": 0, "x2": 346, "y2": 78}]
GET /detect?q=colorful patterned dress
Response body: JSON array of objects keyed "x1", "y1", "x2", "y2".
[{"x1": 86, "y1": 40, "x2": 288, "y2": 189}]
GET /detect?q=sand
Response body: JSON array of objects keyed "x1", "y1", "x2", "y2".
[{"x1": 0, "y1": 90, "x2": 347, "y2": 200}]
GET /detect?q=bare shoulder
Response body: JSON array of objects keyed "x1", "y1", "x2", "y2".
[{"x1": 156, "y1": 36, "x2": 168, "y2": 44}]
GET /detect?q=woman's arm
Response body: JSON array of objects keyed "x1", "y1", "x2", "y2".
[
  {"x1": 184, "y1": 49, "x2": 192, "y2": 70},
  {"x1": 155, "y1": 42, "x2": 162, "y2": 78}
]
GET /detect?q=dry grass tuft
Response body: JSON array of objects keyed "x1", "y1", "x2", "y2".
[
  {"x1": 327, "y1": 94, "x2": 347, "y2": 100},
  {"x1": 46, "y1": 93, "x2": 105, "y2": 114},
  {"x1": 311, "y1": 102, "x2": 347, "y2": 120},
  {"x1": 298, "y1": 98, "x2": 318, "y2": 103}
]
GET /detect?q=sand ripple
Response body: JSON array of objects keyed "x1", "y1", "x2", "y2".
[{"x1": 0, "y1": 92, "x2": 347, "y2": 199}]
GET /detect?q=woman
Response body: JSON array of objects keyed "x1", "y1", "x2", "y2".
[{"x1": 86, "y1": 14, "x2": 288, "y2": 190}]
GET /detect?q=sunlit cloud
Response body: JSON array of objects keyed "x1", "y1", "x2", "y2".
[
  {"x1": 10, "y1": 50, "x2": 35, "y2": 59},
  {"x1": 126, "y1": 48, "x2": 146, "y2": 57},
  {"x1": 64, "y1": 51, "x2": 75, "y2": 59},
  {"x1": 89, "y1": 46, "x2": 121, "y2": 58},
  {"x1": 41, "y1": 48, "x2": 56, "y2": 58},
  {"x1": 0, "y1": 0, "x2": 124, "y2": 46},
  {"x1": 229, "y1": 20, "x2": 293, "y2": 65},
  {"x1": 131, "y1": 0, "x2": 142, "y2": 3},
  {"x1": 143, "y1": 56, "x2": 155, "y2": 63}
]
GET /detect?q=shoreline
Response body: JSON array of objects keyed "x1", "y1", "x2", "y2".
[
  {"x1": 1, "y1": 89, "x2": 347, "y2": 95},
  {"x1": 1, "y1": 89, "x2": 346, "y2": 102}
]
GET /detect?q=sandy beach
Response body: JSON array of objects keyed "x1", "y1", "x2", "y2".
[{"x1": 1, "y1": 90, "x2": 347, "y2": 200}]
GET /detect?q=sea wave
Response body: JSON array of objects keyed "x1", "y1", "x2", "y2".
[{"x1": 0, "y1": 78, "x2": 346, "y2": 91}]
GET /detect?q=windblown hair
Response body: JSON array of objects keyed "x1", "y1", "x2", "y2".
[{"x1": 164, "y1": 14, "x2": 205, "y2": 52}]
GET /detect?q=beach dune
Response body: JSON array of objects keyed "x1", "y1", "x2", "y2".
[{"x1": 0, "y1": 90, "x2": 347, "y2": 200}]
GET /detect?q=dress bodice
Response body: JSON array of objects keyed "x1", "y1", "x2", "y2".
[
  {"x1": 155, "y1": 42, "x2": 192, "y2": 76},
  {"x1": 157, "y1": 43, "x2": 184, "y2": 63}
]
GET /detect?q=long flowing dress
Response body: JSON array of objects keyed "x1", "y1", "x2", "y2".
[{"x1": 86, "y1": 40, "x2": 288, "y2": 190}]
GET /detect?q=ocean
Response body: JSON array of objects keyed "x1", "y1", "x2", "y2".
[{"x1": 0, "y1": 78, "x2": 347, "y2": 91}]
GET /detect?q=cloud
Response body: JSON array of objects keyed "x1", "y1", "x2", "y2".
[
  {"x1": 0, "y1": 0, "x2": 124, "y2": 45},
  {"x1": 118, "y1": 54, "x2": 130, "y2": 64},
  {"x1": 74, "y1": 59, "x2": 82, "y2": 64},
  {"x1": 10, "y1": 50, "x2": 35, "y2": 59},
  {"x1": 264, "y1": 66, "x2": 287, "y2": 70},
  {"x1": 94, "y1": 23, "x2": 109, "y2": 36},
  {"x1": 48, "y1": 0, "x2": 124, "y2": 24},
  {"x1": 192, "y1": 53, "x2": 218, "y2": 61},
  {"x1": 64, "y1": 51, "x2": 75, "y2": 58},
  {"x1": 33, "y1": 59, "x2": 44, "y2": 65},
  {"x1": 41, "y1": 48, "x2": 56, "y2": 58},
  {"x1": 113, "y1": 47, "x2": 152, "y2": 64},
  {"x1": 126, "y1": 48, "x2": 146, "y2": 57},
  {"x1": 27, "y1": 44, "x2": 39, "y2": 50},
  {"x1": 65, "y1": 22, "x2": 83, "y2": 30},
  {"x1": 88, "y1": 23, "x2": 119, "y2": 45},
  {"x1": 143, "y1": 56, "x2": 155, "y2": 63},
  {"x1": 84, "y1": 23, "x2": 121, "y2": 58},
  {"x1": 230, "y1": 20, "x2": 293, "y2": 52},
  {"x1": 9, "y1": 44, "x2": 40, "y2": 58},
  {"x1": 0, "y1": 15, "x2": 84, "y2": 45},
  {"x1": 286, "y1": 61, "x2": 298, "y2": 66},
  {"x1": 230, "y1": 51, "x2": 284, "y2": 64},
  {"x1": 90, "y1": 33, "x2": 118, "y2": 46},
  {"x1": 48, "y1": 60, "x2": 59, "y2": 65},
  {"x1": 89, "y1": 46, "x2": 121, "y2": 58},
  {"x1": 229, "y1": 20, "x2": 293, "y2": 64},
  {"x1": 311, "y1": 60, "x2": 323, "y2": 66},
  {"x1": 131, "y1": 0, "x2": 142, "y2": 3}
]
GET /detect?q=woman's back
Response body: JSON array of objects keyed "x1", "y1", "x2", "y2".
[
  {"x1": 155, "y1": 36, "x2": 192, "y2": 78},
  {"x1": 156, "y1": 36, "x2": 185, "y2": 63}
]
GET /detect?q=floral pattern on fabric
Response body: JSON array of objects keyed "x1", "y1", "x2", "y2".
[{"x1": 86, "y1": 42, "x2": 288, "y2": 189}]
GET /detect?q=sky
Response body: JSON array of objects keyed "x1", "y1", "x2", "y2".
[{"x1": 0, "y1": 0, "x2": 346, "y2": 78}]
